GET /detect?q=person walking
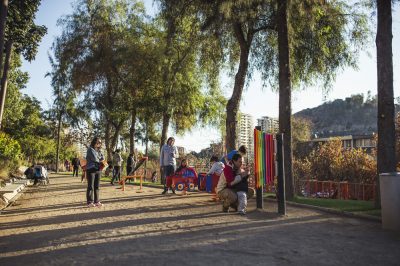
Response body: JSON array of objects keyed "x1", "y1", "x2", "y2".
[
  {"x1": 160, "y1": 137, "x2": 178, "y2": 194},
  {"x1": 85, "y1": 137, "x2": 105, "y2": 207},
  {"x1": 111, "y1": 149, "x2": 123, "y2": 185},
  {"x1": 72, "y1": 156, "x2": 80, "y2": 177},
  {"x1": 126, "y1": 153, "x2": 135, "y2": 175}
]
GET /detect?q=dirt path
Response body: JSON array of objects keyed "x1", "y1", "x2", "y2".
[{"x1": 0, "y1": 173, "x2": 399, "y2": 266}]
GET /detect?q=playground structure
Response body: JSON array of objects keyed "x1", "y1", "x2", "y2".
[
  {"x1": 166, "y1": 167, "x2": 198, "y2": 194},
  {"x1": 254, "y1": 128, "x2": 286, "y2": 214},
  {"x1": 119, "y1": 157, "x2": 148, "y2": 191}
]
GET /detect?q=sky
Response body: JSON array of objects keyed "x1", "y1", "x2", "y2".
[{"x1": 20, "y1": 0, "x2": 400, "y2": 152}]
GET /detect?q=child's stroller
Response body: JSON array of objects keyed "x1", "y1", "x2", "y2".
[{"x1": 33, "y1": 165, "x2": 49, "y2": 185}]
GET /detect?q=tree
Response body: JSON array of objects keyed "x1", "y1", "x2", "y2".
[
  {"x1": 161, "y1": 0, "x2": 370, "y2": 199},
  {"x1": 0, "y1": 0, "x2": 8, "y2": 80},
  {"x1": 0, "y1": 0, "x2": 46, "y2": 129},
  {"x1": 277, "y1": 0, "x2": 293, "y2": 198},
  {"x1": 375, "y1": 0, "x2": 396, "y2": 208},
  {"x1": 157, "y1": 1, "x2": 226, "y2": 147}
]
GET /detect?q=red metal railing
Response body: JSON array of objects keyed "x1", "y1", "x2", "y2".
[{"x1": 297, "y1": 179, "x2": 375, "y2": 201}]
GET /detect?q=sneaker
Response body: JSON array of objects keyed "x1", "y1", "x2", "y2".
[
  {"x1": 87, "y1": 202, "x2": 95, "y2": 207},
  {"x1": 238, "y1": 211, "x2": 246, "y2": 216},
  {"x1": 161, "y1": 190, "x2": 167, "y2": 195},
  {"x1": 94, "y1": 202, "x2": 103, "y2": 207}
]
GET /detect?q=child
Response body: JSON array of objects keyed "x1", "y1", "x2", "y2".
[
  {"x1": 207, "y1": 156, "x2": 224, "y2": 201},
  {"x1": 175, "y1": 158, "x2": 188, "y2": 174},
  {"x1": 221, "y1": 145, "x2": 247, "y2": 165},
  {"x1": 207, "y1": 156, "x2": 224, "y2": 176},
  {"x1": 230, "y1": 167, "x2": 250, "y2": 215}
]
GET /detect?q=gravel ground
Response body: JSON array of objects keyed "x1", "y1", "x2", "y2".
[{"x1": 0, "y1": 173, "x2": 399, "y2": 266}]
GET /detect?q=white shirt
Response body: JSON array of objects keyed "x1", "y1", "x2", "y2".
[{"x1": 207, "y1": 162, "x2": 224, "y2": 176}]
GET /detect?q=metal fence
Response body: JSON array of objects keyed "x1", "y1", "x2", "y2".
[{"x1": 297, "y1": 179, "x2": 375, "y2": 201}]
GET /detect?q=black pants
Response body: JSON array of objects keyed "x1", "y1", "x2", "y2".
[
  {"x1": 73, "y1": 166, "x2": 79, "y2": 177},
  {"x1": 87, "y1": 169, "x2": 101, "y2": 203},
  {"x1": 126, "y1": 166, "x2": 132, "y2": 176},
  {"x1": 111, "y1": 166, "x2": 121, "y2": 183}
]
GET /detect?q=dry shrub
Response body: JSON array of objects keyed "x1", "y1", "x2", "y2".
[{"x1": 294, "y1": 138, "x2": 377, "y2": 184}]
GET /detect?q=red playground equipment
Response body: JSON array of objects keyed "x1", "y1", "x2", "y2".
[{"x1": 166, "y1": 167, "x2": 198, "y2": 193}]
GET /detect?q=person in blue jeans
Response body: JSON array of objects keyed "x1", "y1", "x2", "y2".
[{"x1": 85, "y1": 137, "x2": 105, "y2": 207}]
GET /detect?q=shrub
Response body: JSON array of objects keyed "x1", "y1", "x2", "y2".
[
  {"x1": 0, "y1": 132, "x2": 21, "y2": 161},
  {"x1": 294, "y1": 138, "x2": 377, "y2": 184}
]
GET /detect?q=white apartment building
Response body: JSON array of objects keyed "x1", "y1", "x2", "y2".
[
  {"x1": 236, "y1": 113, "x2": 254, "y2": 162},
  {"x1": 257, "y1": 116, "x2": 279, "y2": 133}
]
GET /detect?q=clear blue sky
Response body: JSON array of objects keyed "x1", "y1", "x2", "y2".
[{"x1": 21, "y1": 0, "x2": 400, "y2": 152}]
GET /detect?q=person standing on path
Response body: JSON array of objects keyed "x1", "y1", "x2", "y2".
[
  {"x1": 85, "y1": 137, "x2": 105, "y2": 207},
  {"x1": 72, "y1": 156, "x2": 80, "y2": 177},
  {"x1": 160, "y1": 137, "x2": 178, "y2": 194},
  {"x1": 111, "y1": 149, "x2": 123, "y2": 185}
]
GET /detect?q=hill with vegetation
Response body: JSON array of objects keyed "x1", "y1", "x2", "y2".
[{"x1": 294, "y1": 93, "x2": 400, "y2": 138}]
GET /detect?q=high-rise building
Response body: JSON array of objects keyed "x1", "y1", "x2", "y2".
[
  {"x1": 236, "y1": 113, "x2": 254, "y2": 162},
  {"x1": 257, "y1": 116, "x2": 279, "y2": 133}
]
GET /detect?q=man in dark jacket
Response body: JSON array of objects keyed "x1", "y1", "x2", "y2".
[{"x1": 72, "y1": 156, "x2": 80, "y2": 177}]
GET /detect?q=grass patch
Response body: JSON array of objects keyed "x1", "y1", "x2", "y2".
[{"x1": 291, "y1": 196, "x2": 381, "y2": 217}]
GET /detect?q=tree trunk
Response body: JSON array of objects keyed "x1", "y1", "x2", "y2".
[
  {"x1": 225, "y1": 22, "x2": 251, "y2": 152},
  {"x1": 159, "y1": 14, "x2": 176, "y2": 149},
  {"x1": 375, "y1": 0, "x2": 395, "y2": 208},
  {"x1": 0, "y1": 39, "x2": 12, "y2": 130},
  {"x1": 105, "y1": 121, "x2": 112, "y2": 159},
  {"x1": 129, "y1": 108, "x2": 137, "y2": 154},
  {"x1": 0, "y1": 0, "x2": 8, "y2": 77},
  {"x1": 160, "y1": 112, "x2": 171, "y2": 148},
  {"x1": 277, "y1": 0, "x2": 294, "y2": 200},
  {"x1": 55, "y1": 111, "x2": 62, "y2": 173}
]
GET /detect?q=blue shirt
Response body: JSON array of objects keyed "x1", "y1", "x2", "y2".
[{"x1": 220, "y1": 150, "x2": 238, "y2": 163}]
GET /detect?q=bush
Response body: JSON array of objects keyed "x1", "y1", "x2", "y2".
[
  {"x1": 0, "y1": 132, "x2": 21, "y2": 161},
  {"x1": 294, "y1": 138, "x2": 377, "y2": 184}
]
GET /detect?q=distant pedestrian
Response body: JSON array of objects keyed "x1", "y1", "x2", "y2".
[
  {"x1": 64, "y1": 159, "x2": 70, "y2": 172},
  {"x1": 126, "y1": 153, "x2": 135, "y2": 175},
  {"x1": 111, "y1": 149, "x2": 123, "y2": 185},
  {"x1": 72, "y1": 156, "x2": 80, "y2": 177}
]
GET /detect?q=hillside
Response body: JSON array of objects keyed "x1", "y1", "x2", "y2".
[{"x1": 294, "y1": 94, "x2": 400, "y2": 137}]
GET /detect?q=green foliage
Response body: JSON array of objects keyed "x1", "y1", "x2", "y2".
[
  {"x1": 0, "y1": 132, "x2": 21, "y2": 161},
  {"x1": 6, "y1": 0, "x2": 47, "y2": 61},
  {"x1": 2, "y1": 51, "x2": 29, "y2": 128},
  {"x1": 292, "y1": 116, "x2": 312, "y2": 145}
]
